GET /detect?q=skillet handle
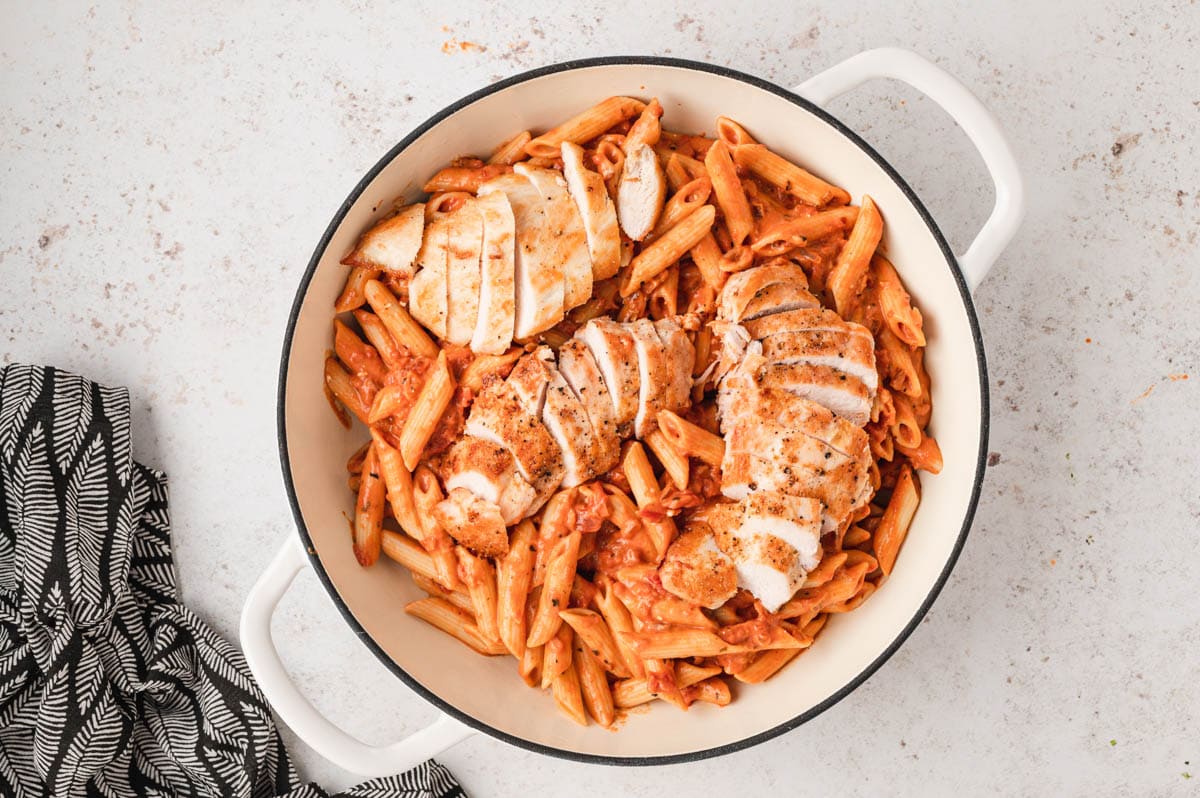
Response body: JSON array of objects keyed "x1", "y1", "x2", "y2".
[
  {"x1": 794, "y1": 47, "x2": 1025, "y2": 292},
  {"x1": 239, "y1": 535, "x2": 474, "y2": 777}
]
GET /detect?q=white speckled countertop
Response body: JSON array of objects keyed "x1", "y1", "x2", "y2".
[{"x1": 3, "y1": 2, "x2": 1198, "y2": 794}]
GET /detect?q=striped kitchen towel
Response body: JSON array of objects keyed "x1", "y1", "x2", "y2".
[{"x1": 0, "y1": 363, "x2": 465, "y2": 798}]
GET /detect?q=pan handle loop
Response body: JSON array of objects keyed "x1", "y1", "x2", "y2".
[
  {"x1": 240, "y1": 534, "x2": 474, "y2": 777},
  {"x1": 794, "y1": 48, "x2": 1024, "y2": 293}
]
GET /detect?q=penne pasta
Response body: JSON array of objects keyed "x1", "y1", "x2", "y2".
[
  {"x1": 411, "y1": 465, "x2": 462, "y2": 590},
  {"x1": 874, "y1": 254, "x2": 926, "y2": 346},
  {"x1": 613, "y1": 661, "x2": 721, "y2": 708},
  {"x1": 896, "y1": 435, "x2": 943, "y2": 474},
  {"x1": 732, "y1": 143, "x2": 851, "y2": 206},
  {"x1": 527, "y1": 526, "x2": 582, "y2": 648},
  {"x1": 649, "y1": 176, "x2": 712, "y2": 240},
  {"x1": 353, "y1": 310, "x2": 406, "y2": 370},
  {"x1": 644, "y1": 428, "x2": 689, "y2": 490},
  {"x1": 488, "y1": 130, "x2": 532, "y2": 165},
  {"x1": 422, "y1": 163, "x2": 513, "y2": 193},
  {"x1": 689, "y1": 232, "x2": 727, "y2": 291},
  {"x1": 398, "y1": 350, "x2": 454, "y2": 470},
  {"x1": 335, "y1": 265, "x2": 379, "y2": 313},
  {"x1": 369, "y1": 429, "x2": 421, "y2": 540},
  {"x1": 704, "y1": 140, "x2": 754, "y2": 245},
  {"x1": 381, "y1": 530, "x2": 437, "y2": 581},
  {"x1": 363, "y1": 278, "x2": 438, "y2": 358},
  {"x1": 551, "y1": 659, "x2": 588, "y2": 726},
  {"x1": 879, "y1": 326, "x2": 922, "y2": 399},
  {"x1": 411, "y1": 572, "x2": 474, "y2": 614},
  {"x1": 749, "y1": 206, "x2": 859, "y2": 255},
  {"x1": 595, "y1": 582, "x2": 646, "y2": 680},
  {"x1": 574, "y1": 640, "x2": 615, "y2": 727},
  {"x1": 334, "y1": 319, "x2": 388, "y2": 384},
  {"x1": 405, "y1": 597, "x2": 507, "y2": 656},
  {"x1": 353, "y1": 444, "x2": 385, "y2": 566},
  {"x1": 715, "y1": 115, "x2": 755, "y2": 147},
  {"x1": 323, "y1": 356, "x2": 369, "y2": 424},
  {"x1": 891, "y1": 393, "x2": 923, "y2": 449},
  {"x1": 558, "y1": 608, "x2": 632, "y2": 678},
  {"x1": 526, "y1": 96, "x2": 646, "y2": 158},
  {"x1": 541, "y1": 622, "x2": 574, "y2": 689},
  {"x1": 657, "y1": 409, "x2": 725, "y2": 467},
  {"x1": 621, "y1": 205, "x2": 716, "y2": 296},
  {"x1": 497, "y1": 519, "x2": 537, "y2": 660},
  {"x1": 827, "y1": 195, "x2": 883, "y2": 318},
  {"x1": 456, "y1": 547, "x2": 501, "y2": 644},
  {"x1": 622, "y1": 626, "x2": 803, "y2": 660}
]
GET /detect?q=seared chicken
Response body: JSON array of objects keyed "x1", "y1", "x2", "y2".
[
  {"x1": 717, "y1": 262, "x2": 817, "y2": 323},
  {"x1": 478, "y1": 173, "x2": 565, "y2": 339},
  {"x1": 758, "y1": 329, "x2": 878, "y2": 393},
  {"x1": 470, "y1": 191, "x2": 516, "y2": 354},
  {"x1": 443, "y1": 199, "x2": 484, "y2": 346},
  {"x1": 703, "y1": 492, "x2": 823, "y2": 612},
  {"x1": 616, "y1": 143, "x2": 666, "y2": 241},
  {"x1": 341, "y1": 203, "x2": 425, "y2": 282},
  {"x1": 658, "y1": 524, "x2": 738, "y2": 609},
  {"x1": 556, "y1": 339, "x2": 621, "y2": 476},
  {"x1": 755, "y1": 363, "x2": 873, "y2": 426},
  {"x1": 513, "y1": 164, "x2": 594, "y2": 311},
  {"x1": 432, "y1": 487, "x2": 510, "y2": 558},
  {"x1": 561, "y1": 142, "x2": 621, "y2": 280},
  {"x1": 439, "y1": 436, "x2": 538, "y2": 525},
  {"x1": 407, "y1": 210, "x2": 452, "y2": 339},
  {"x1": 576, "y1": 318, "x2": 641, "y2": 438}
]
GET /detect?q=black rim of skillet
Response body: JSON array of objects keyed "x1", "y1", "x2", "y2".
[{"x1": 275, "y1": 55, "x2": 990, "y2": 767}]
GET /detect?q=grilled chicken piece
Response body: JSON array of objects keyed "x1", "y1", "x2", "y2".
[
  {"x1": 513, "y1": 164, "x2": 593, "y2": 311},
  {"x1": 341, "y1": 204, "x2": 425, "y2": 282},
  {"x1": 576, "y1": 318, "x2": 641, "y2": 438},
  {"x1": 407, "y1": 210, "x2": 452, "y2": 339},
  {"x1": 717, "y1": 262, "x2": 816, "y2": 323},
  {"x1": 758, "y1": 329, "x2": 878, "y2": 392},
  {"x1": 653, "y1": 317, "x2": 695, "y2": 417},
  {"x1": 759, "y1": 362, "x2": 872, "y2": 427},
  {"x1": 756, "y1": 363, "x2": 873, "y2": 426},
  {"x1": 509, "y1": 348, "x2": 602, "y2": 488},
  {"x1": 443, "y1": 200, "x2": 484, "y2": 346},
  {"x1": 703, "y1": 492, "x2": 823, "y2": 612},
  {"x1": 439, "y1": 436, "x2": 538, "y2": 525},
  {"x1": 616, "y1": 143, "x2": 666, "y2": 241},
  {"x1": 463, "y1": 378, "x2": 565, "y2": 513},
  {"x1": 470, "y1": 191, "x2": 516, "y2": 354},
  {"x1": 432, "y1": 488, "x2": 509, "y2": 558},
  {"x1": 556, "y1": 339, "x2": 621, "y2": 475},
  {"x1": 561, "y1": 142, "x2": 621, "y2": 280},
  {"x1": 479, "y1": 173, "x2": 565, "y2": 339},
  {"x1": 628, "y1": 319, "x2": 675, "y2": 438},
  {"x1": 742, "y1": 307, "x2": 862, "y2": 339},
  {"x1": 658, "y1": 524, "x2": 738, "y2": 610}
]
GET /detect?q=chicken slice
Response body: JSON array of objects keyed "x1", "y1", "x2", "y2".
[
  {"x1": 742, "y1": 307, "x2": 862, "y2": 340},
  {"x1": 758, "y1": 329, "x2": 879, "y2": 392},
  {"x1": 341, "y1": 204, "x2": 425, "y2": 283},
  {"x1": 756, "y1": 363, "x2": 873, "y2": 426},
  {"x1": 705, "y1": 492, "x2": 823, "y2": 612},
  {"x1": 432, "y1": 488, "x2": 509, "y2": 558},
  {"x1": 628, "y1": 319, "x2": 676, "y2": 438},
  {"x1": 717, "y1": 262, "x2": 815, "y2": 323},
  {"x1": 556, "y1": 339, "x2": 621, "y2": 476},
  {"x1": 561, "y1": 142, "x2": 621, "y2": 280},
  {"x1": 439, "y1": 436, "x2": 538, "y2": 525},
  {"x1": 576, "y1": 318, "x2": 641, "y2": 438},
  {"x1": 443, "y1": 200, "x2": 484, "y2": 346},
  {"x1": 739, "y1": 281, "x2": 823, "y2": 322},
  {"x1": 463, "y1": 378, "x2": 565, "y2": 513},
  {"x1": 407, "y1": 211, "x2": 451, "y2": 339},
  {"x1": 658, "y1": 523, "x2": 738, "y2": 610},
  {"x1": 508, "y1": 348, "x2": 601, "y2": 488},
  {"x1": 616, "y1": 143, "x2": 666, "y2": 241},
  {"x1": 719, "y1": 451, "x2": 868, "y2": 533},
  {"x1": 513, "y1": 164, "x2": 593, "y2": 311},
  {"x1": 479, "y1": 173, "x2": 564, "y2": 339},
  {"x1": 652, "y1": 317, "x2": 696, "y2": 417},
  {"x1": 470, "y1": 191, "x2": 516, "y2": 354}
]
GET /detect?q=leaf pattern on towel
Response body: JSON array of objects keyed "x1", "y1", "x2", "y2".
[{"x1": 0, "y1": 364, "x2": 465, "y2": 798}]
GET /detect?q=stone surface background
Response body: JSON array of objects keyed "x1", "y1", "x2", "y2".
[{"x1": 2, "y1": 2, "x2": 1197, "y2": 794}]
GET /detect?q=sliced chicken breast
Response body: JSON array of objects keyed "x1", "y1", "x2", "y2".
[
  {"x1": 617, "y1": 143, "x2": 666, "y2": 241},
  {"x1": 757, "y1": 363, "x2": 873, "y2": 426},
  {"x1": 341, "y1": 203, "x2": 425, "y2": 282},
  {"x1": 717, "y1": 263, "x2": 815, "y2": 323},
  {"x1": 479, "y1": 173, "x2": 564, "y2": 339},
  {"x1": 705, "y1": 492, "x2": 823, "y2": 612},
  {"x1": 407, "y1": 211, "x2": 451, "y2": 339},
  {"x1": 509, "y1": 348, "x2": 601, "y2": 488},
  {"x1": 739, "y1": 281, "x2": 823, "y2": 322},
  {"x1": 463, "y1": 378, "x2": 565, "y2": 513},
  {"x1": 742, "y1": 307, "x2": 862, "y2": 340},
  {"x1": 561, "y1": 142, "x2": 621, "y2": 280},
  {"x1": 720, "y1": 451, "x2": 868, "y2": 533},
  {"x1": 658, "y1": 524, "x2": 738, "y2": 610},
  {"x1": 513, "y1": 164, "x2": 593, "y2": 311},
  {"x1": 653, "y1": 317, "x2": 696, "y2": 416},
  {"x1": 758, "y1": 329, "x2": 879, "y2": 392},
  {"x1": 555, "y1": 339, "x2": 621, "y2": 476},
  {"x1": 576, "y1": 319, "x2": 640, "y2": 438},
  {"x1": 628, "y1": 319, "x2": 675, "y2": 438},
  {"x1": 470, "y1": 191, "x2": 516, "y2": 354},
  {"x1": 432, "y1": 488, "x2": 509, "y2": 558},
  {"x1": 443, "y1": 200, "x2": 484, "y2": 346},
  {"x1": 439, "y1": 436, "x2": 538, "y2": 525}
]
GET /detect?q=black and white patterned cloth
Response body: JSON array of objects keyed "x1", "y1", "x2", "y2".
[{"x1": 0, "y1": 364, "x2": 465, "y2": 798}]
